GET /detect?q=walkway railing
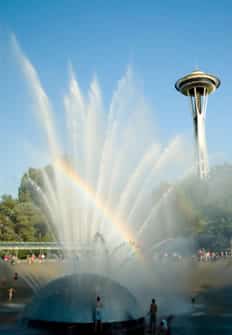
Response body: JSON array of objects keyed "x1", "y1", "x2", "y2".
[{"x1": 0, "y1": 242, "x2": 92, "y2": 251}]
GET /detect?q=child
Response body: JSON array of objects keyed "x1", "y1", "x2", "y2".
[{"x1": 8, "y1": 287, "x2": 16, "y2": 301}]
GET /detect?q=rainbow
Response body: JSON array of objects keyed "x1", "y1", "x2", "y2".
[{"x1": 54, "y1": 158, "x2": 141, "y2": 256}]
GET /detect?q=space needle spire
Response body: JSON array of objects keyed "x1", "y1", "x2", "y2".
[{"x1": 175, "y1": 70, "x2": 220, "y2": 179}]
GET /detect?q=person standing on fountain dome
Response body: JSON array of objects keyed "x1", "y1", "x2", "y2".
[
  {"x1": 149, "y1": 298, "x2": 158, "y2": 334},
  {"x1": 94, "y1": 296, "x2": 103, "y2": 333}
]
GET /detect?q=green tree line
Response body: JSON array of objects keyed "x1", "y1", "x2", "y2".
[
  {"x1": 152, "y1": 164, "x2": 232, "y2": 250},
  {"x1": 0, "y1": 168, "x2": 52, "y2": 242}
]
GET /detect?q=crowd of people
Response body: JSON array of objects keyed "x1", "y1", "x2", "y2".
[
  {"x1": 197, "y1": 248, "x2": 231, "y2": 261},
  {"x1": 2, "y1": 254, "x2": 18, "y2": 264},
  {"x1": 1, "y1": 248, "x2": 232, "y2": 265},
  {"x1": 153, "y1": 249, "x2": 232, "y2": 262},
  {"x1": 1, "y1": 253, "x2": 47, "y2": 264},
  {"x1": 26, "y1": 253, "x2": 46, "y2": 264}
]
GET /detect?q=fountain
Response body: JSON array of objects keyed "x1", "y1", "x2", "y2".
[
  {"x1": 23, "y1": 273, "x2": 144, "y2": 334},
  {"x1": 10, "y1": 36, "x2": 193, "y2": 333}
]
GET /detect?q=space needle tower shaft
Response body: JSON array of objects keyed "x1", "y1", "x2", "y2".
[{"x1": 175, "y1": 70, "x2": 220, "y2": 179}]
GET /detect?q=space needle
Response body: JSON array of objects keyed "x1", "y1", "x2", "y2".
[{"x1": 175, "y1": 70, "x2": 220, "y2": 179}]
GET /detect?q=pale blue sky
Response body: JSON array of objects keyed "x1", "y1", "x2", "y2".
[{"x1": 0, "y1": 0, "x2": 231, "y2": 195}]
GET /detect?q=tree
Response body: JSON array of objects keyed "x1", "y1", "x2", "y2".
[
  {"x1": 0, "y1": 213, "x2": 17, "y2": 241},
  {"x1": 18, "y1": 168, "x2": 44, "y2": 204}
]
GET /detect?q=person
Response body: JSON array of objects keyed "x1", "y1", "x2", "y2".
[
  {"x1": 11, "y1": 255, "x2": 16, "y2": 265},
  {"x1": 31, "y1": 254, "x2": 35, "y2": 263},
  {"x1": 149, "y1": 298, "x2": 157, "y2": 334},
  {"x1": 27, "y1": 255, "x2": 31, "y2": 265},
  {"x1": 13, "y1": 272, "x2": 18, "y2": 281},
  {"x1": 94, "y1": 296, "x2": 103, "y2": 333},
  {"x1": 8, "y1": 287, "x2": 16, "y2": 302},
  {"x1": 38, "y1": 254, "x2": 42, "y2": 264},
  {"x1": 157, "y1": 319, "x2": 168, "y2": 335}
]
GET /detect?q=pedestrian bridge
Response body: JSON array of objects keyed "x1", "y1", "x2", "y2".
[{"x1": 0, "y1": 242, "x2": 93, "y2": 251}]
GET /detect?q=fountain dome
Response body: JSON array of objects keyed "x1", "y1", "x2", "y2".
[{"x1": 23, "y1": 273, "x2": 144, "y2": 334}]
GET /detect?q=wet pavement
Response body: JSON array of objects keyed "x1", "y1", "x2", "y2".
[
  {"x1": 171, "y1": 286, "x2": 232, "y2": 334},
  {"x1": 1, "y1": 261, "x2": 232, "y2": 334},
  {"x1": 1, "y1": 298, "x2": 232, "y2": 335}
]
